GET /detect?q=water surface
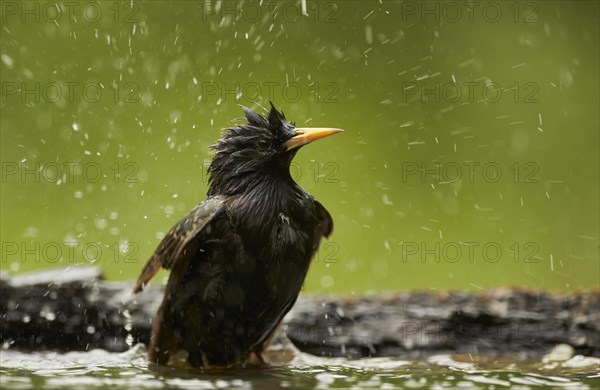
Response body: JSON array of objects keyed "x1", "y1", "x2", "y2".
[{"x1": 2, "y1": 346, "x2": 599, "y2": 389}]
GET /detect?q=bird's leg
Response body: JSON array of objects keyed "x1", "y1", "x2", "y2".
[
  {"x1": 246, "y1": 322, "x2": 287, "y2": 367},
  {"x1": 247, "y1": 350, "x2": 270, "y2": 367},
  {"x1": 187, "y1": 351, "x2": 216, "y2": 369}
]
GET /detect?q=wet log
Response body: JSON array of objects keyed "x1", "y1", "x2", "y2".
[{"x1": 1, "y1": 266, "x2": 598, "y2": 358}]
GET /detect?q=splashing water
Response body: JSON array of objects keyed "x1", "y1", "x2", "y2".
[{"x1": 1, "y1": 345, "x2": 598, "y2": 389}]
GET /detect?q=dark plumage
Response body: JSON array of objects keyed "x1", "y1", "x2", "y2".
[{"x1": 133, "y1": 103, "x2": 342, "y2": 367}]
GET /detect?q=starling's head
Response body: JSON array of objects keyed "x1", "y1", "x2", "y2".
[{"x1": 207, "y1": 103, "x2": 342, "y2": 195}]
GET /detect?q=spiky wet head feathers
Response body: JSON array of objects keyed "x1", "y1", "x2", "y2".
[{"x1": 207, "y1": 103, "x2": 298, "y2": 196}]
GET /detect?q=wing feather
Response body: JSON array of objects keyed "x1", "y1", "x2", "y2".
[
  {"x1": 132, "y1": 196, "x2": 226, "y2": 293},
  {"x1": 314, "y1": 200, "x2": 333, "y2": 239}
]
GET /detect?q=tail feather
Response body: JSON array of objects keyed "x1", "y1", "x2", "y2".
[{"x1": 132, "y1": 255, "x2": 163, "y2": 294}]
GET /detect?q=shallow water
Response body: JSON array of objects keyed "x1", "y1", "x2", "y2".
[{"x1": 1, "y1": 345, "x2": 598, "y2": 389}]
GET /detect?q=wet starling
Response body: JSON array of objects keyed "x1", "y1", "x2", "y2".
[{"x1": 133, "y1": 103, "x2": 342, "y2": 367}]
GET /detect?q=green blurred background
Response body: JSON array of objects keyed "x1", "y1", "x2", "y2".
[{"x1": 1, "y1": 0, "x2": 598, "y2": 293}]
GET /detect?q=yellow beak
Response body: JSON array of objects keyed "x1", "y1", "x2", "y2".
[{"x1": 284, "y1": 128, "x2": 344, "y2": 151}]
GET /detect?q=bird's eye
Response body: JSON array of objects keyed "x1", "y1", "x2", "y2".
[{"x1": 258, "y1": 139, "x2": 270, "y2": 151}]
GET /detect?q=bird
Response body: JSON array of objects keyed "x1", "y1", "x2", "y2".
[{"x1": 132, "y1": 103, "x2": 342, "y2": 368}]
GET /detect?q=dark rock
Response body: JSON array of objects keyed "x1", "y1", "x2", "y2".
[{"x1": 1, "y1": 267, "x2": 598, "y2": 358}]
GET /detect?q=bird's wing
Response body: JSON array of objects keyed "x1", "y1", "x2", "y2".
[
  {"x1": 253, "y1": 200, "x2": 333, "y2": 351},
  {"x1": 314, "y1": 200, "x2": 334, "y2": 239},
  {"x1": 132, "y1": 195, "x2": 227, "y2": 293}
]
